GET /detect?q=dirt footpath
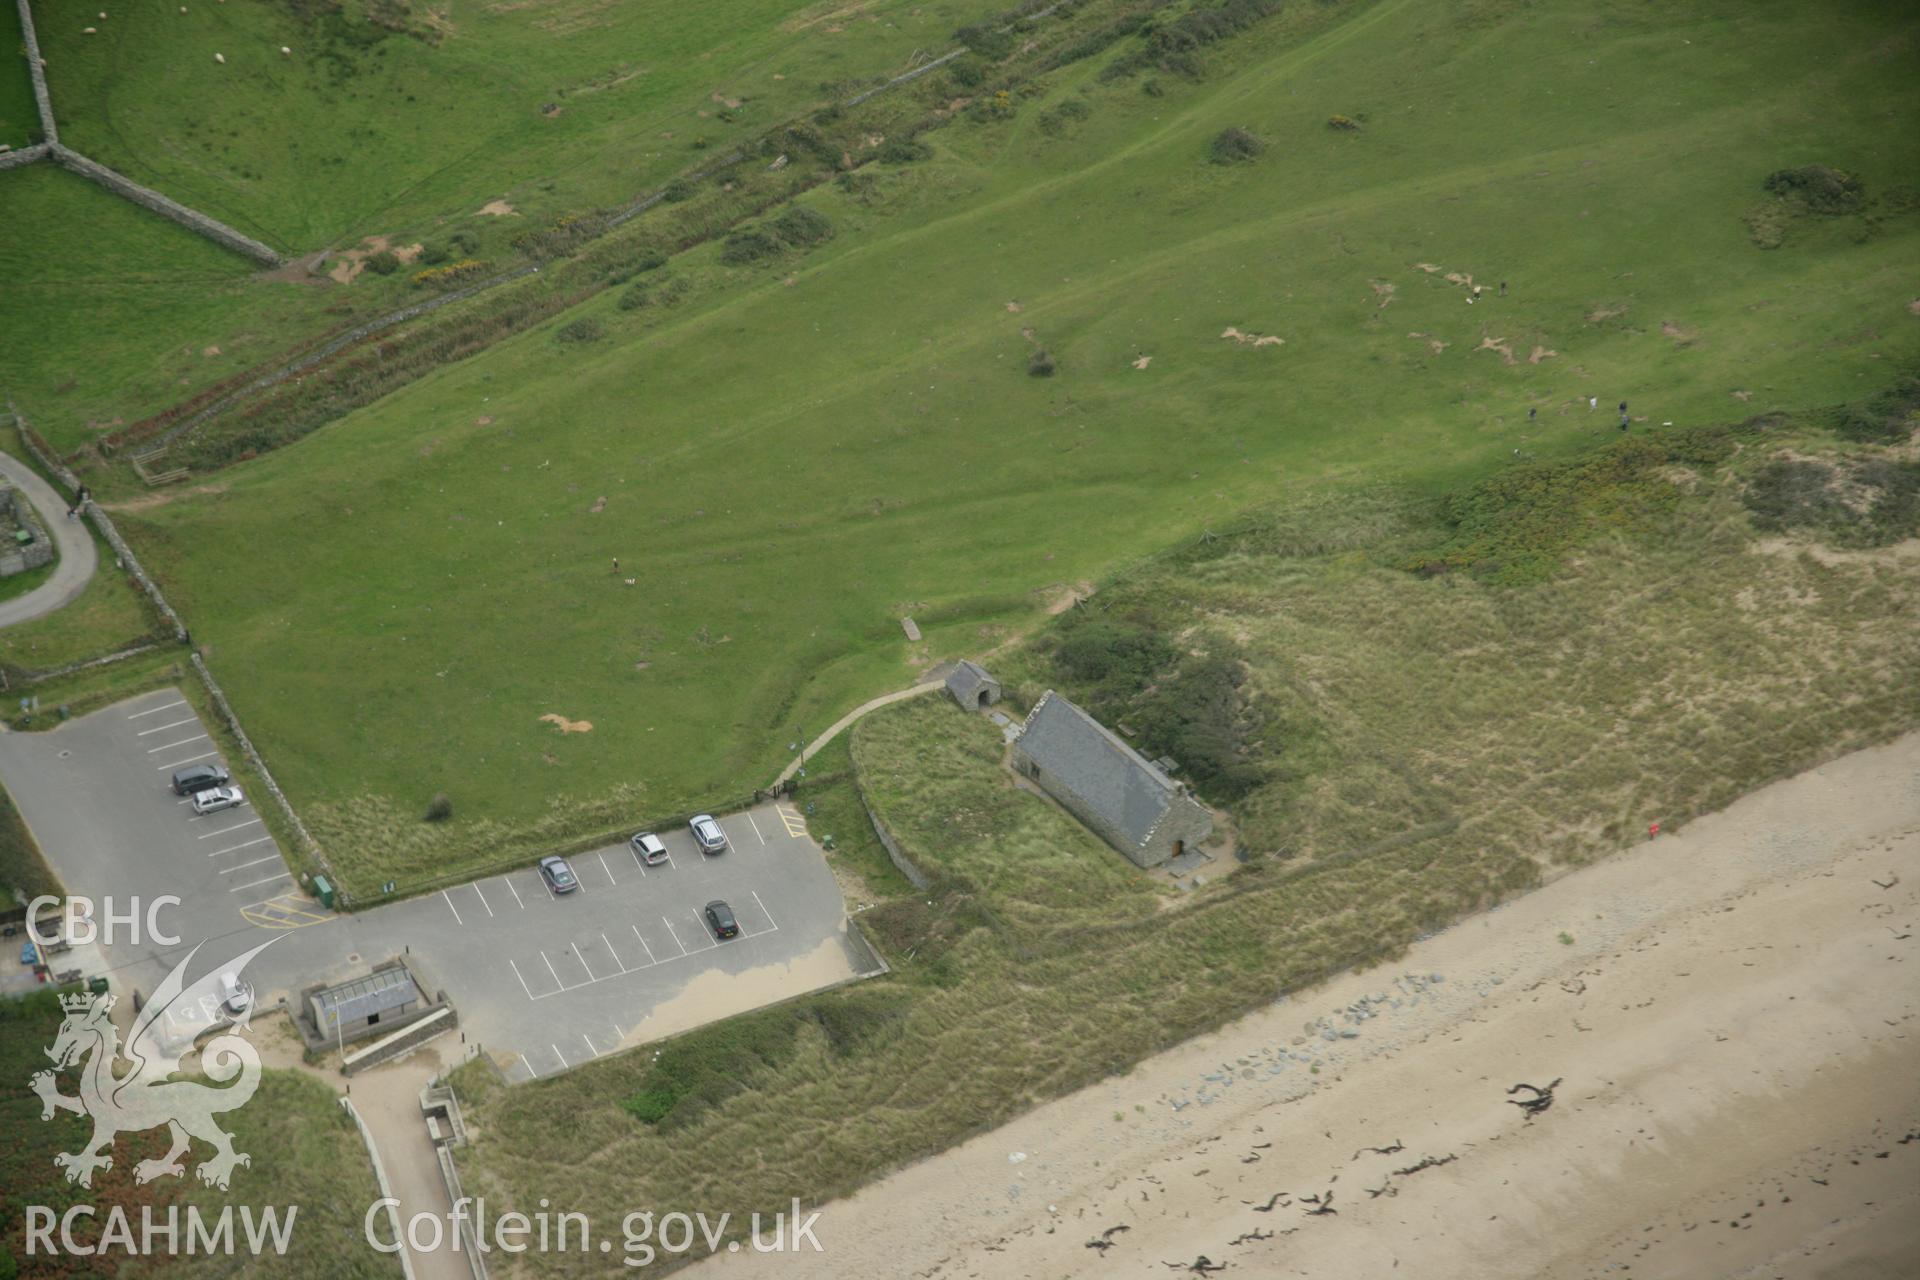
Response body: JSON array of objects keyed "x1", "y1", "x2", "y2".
[{"x1": 696, "y1": 734, "x2": 1920, "y2": 1279}]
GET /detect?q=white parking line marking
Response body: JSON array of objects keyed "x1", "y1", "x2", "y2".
[
  {"x1": 571, "y1": 943, "x2": 598, "y2": 981},
  {"x1": 137, "y1": 716, "x2": 200, "y2": 737},
  {"x1": 551, "y1": 1044, "x2": 569, "y2": 1070},
  {"x1": 598, "y1": 851, "x2": 616, "y2": 885},
  {"x1": 129, "y1": 700, "x2": 188, "y2": 719},
  {"x1": 156, "y1": 750, "x2": 220, "y2": 771},
  {"x1": 752, "y1": 890, "x2": 777, "y2": 931},
  {"x1": 147, "y1": 734, "x2": 209, "y2": 755},
  {"x1": 472, "y1": 883, "x2": 495, "y2": 918},
  {"x1": 631, "y1": 925, "x2": 657, "y2": 965},
  {"x1": 509, "y1": 958, "x2": 533, "y2": 999},
  {"x1": 539, "y1": 873, "x2": 555, "y2": 902},
  {"x1": 198, "y1": 818, "x2": 261, "y2": 839},
  {"x1": 208, "y1": 835, "x2": 273, "y2": 858},
  {"x1": 686, "y1": 909, "x2": 721, "y2": 951},
  {"x1": 228, "y1": 871, "x2": 293, "y2": 893},
  {"x1": 745, "y1": 811, "x2": 766, "y2": 844},
  {"x1": 442, "y1": 890, "x2": 464, "y2": 926},
  {"x1": 542, "y1": 951, "x2": 562, "y2": 988},
  {"x1": 583, "y1": 1033, "x2": 599, "y2": 1058},
  {"x1": 601, "y1": 933, "x2": 627, "y2": 973},
  {"x1": 219, "y1": 855, "x2": 282, "y2": 875},
  {"x1": 662, "y1": 916, "x2": 688, "y2": 957},
  {"x1": 503, "y1": 876, "x2": 524, "y2": 909}
]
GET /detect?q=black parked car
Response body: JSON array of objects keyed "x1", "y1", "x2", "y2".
[
  {"x1": 704, "y1": 900, "x2": 740, "y2": 940},
  {"x1": 171, "y1": 762, "x2": 232, "y2": 796}
]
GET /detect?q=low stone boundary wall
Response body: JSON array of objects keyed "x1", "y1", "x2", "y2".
[
  {"x1": 51, "y1": 146, "x2": 280, "y2": 267},
  {"x1": 0, "y1": 143, "x2": 49, "y2": 172},
  {"x1": 190, "y1": 651, "x2": 335, "y2": 885},
  {"x1": 11, "y1": 408, "x2": 188, "y2": 641}
]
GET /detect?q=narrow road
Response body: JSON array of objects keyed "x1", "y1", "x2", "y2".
[{"x1": 0, "y1": 450, "x2": 96, "y2": 628}]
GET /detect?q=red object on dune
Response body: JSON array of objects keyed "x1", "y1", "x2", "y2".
[{"x1": 1648, "y1": 821, "x2": 1661, "y2": 837}]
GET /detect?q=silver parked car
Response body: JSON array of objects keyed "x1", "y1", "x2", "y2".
[
  {"x1": 190, "y1": 785, "x2": 245, "y2": 816},
  {"x1": 630, "y1": 832, "x2": 670, "y2": 865},
  {"x1": 689, "y1": 814, "x2": 728, "y2": 855}
]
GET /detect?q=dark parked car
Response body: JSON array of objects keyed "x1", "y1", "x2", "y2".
[
  {"x1": 704, "y1": 900, "x2": 739, "y2": 940},
  {"x1": 171, "y1": 762, "x2": 232, "y2": 796},
  {"x1": 538, "y1": 856, "x2": 579, "y2": 894},
  {"x1": 689, "y1": 814, "x2": 728, "y2": 855}
]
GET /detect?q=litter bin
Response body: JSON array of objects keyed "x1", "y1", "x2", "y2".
[
  {"x1": 313, "y1": 875, "x2": 335, "y2": 909},
  {"x1": 87, "y1": 976, "x2": 109, "y2": 996}
]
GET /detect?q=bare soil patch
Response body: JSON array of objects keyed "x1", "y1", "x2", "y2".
[{"x1": 538, "y1": 713, "x2": 593, "y2": 734}]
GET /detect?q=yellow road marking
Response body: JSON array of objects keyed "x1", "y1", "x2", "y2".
[{"x1": 240, "y1": 894, "x2": 334, "y2": 930}]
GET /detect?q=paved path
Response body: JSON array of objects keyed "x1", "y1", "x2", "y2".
[
  {"x1": 0, "y1": 450, "x2": 96, "y2": 628},
  {"x1": 773, "y1": 680, "x2": 944, "y2": 786}
]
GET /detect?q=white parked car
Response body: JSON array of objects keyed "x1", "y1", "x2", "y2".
[
  {"x1": 630, "y1": 832, "x2": 670, "y2": 865},
  {"x1": 190, "y1": 785, "x2": 245, "y2": 816}
]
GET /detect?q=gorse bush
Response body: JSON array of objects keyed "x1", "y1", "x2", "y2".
[
  {"x1": 556, "y1": 317, "x2": 605, "y2": 344},
  {"x1": 878, "y1": 136, "x2": 934, "y2": 165},
  {"x1": 1763, "y1": 164, "x2": 1865, "y2": 214},
  {"x1": 1038, "y1": 97, "x2": 1094, "y2": 135},
  {"x1": 1211, "y1": 126, "x2": 1264, "y2": 164},
  {"x1": 410, "y1": 258, "x2": 487, "y2": 288},
  {"x1": 771, "y1": 206, "x2": 835, "y2": 247},
  {"x1": 616, "y1": 285, "x2": 650, "y2": 311},
  {"x1": 424, "y1": 793, "x2": 453, "y2": 823},
  {"x1": 719, "y1": 228, "x2": 785, "y2": 265},
  {"x1": 363, "y1": 250, "x2": 400, "y2": 276},
  {"x1": 1029, "y1": 348, "x2": 1057, "y2": 377}
]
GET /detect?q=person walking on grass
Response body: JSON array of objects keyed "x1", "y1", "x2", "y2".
[{"x1": 1589, "y1": 396, "x2": 1598, "y2": 412}]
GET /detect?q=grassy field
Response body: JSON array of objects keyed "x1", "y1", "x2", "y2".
[
  {"x1": 0, "y1": 164, "x2": 349, "y2": 454},
  {"x1": 33, "y1": 0, "x2": 1010, "y2": 252},
  {"x1": 3, "y1": 0, "x2": 1025, "y2": 452},
  {"x1": 0, "y1": 0, "x2": 35, "y2": 149},
  {"x1": 105, "y1": 0, "x2": 1920, "y2": 896},
  {"x1": 0, "y1": 991, "x2": 398, "y2": 1278},
  {"x1": 447, "y1": 412, "x2": 1920, "y2": 1268}
]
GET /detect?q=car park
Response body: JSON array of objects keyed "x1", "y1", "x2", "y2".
[
  {"x1": 630, "y1": 832, "x2": 669, "y2": 865},
  {"x1": 189, "y1": 785, "x2": 245, "y2": 815},
  {"x1": 171, "y1": 762, "x2": 232, "y2": 796},
  {"x1": 539, "y1": 855, "x2": 579, "y2": 894},
  {"x1": 704, "y1": 900, "x2": 740, "y2": 940},
  {"x1": 690, "y1": 814, "x2": 728, "y2": 855}
]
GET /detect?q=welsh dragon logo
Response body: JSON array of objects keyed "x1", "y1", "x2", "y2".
[{"x1": 30, "y1": 939, "x2": 278, "y2": 1191}]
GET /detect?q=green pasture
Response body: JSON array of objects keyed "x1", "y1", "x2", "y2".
[
  {"x1": 32, "y1": 0, "x2": 1009, "y2": 252},
  {"x1": 0, "y1": 0, "x2": 35, "y2": 149},
  {"x1": 114, "y1": 0, "x2": 1920, "y2": 893}
]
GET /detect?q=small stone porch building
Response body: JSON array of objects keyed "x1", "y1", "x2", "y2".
[{"x1": 1011, "y1": 690, "x2": 1213, "y2": 869}]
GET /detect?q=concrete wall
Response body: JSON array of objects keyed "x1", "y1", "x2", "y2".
[{"x1": 51, "y1": 146, "x2": 281, "y2": 267}]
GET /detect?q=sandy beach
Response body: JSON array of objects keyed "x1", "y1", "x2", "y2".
[{"x1": 697, "y1": 733, "x2": 1920, "y2": 1279}]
